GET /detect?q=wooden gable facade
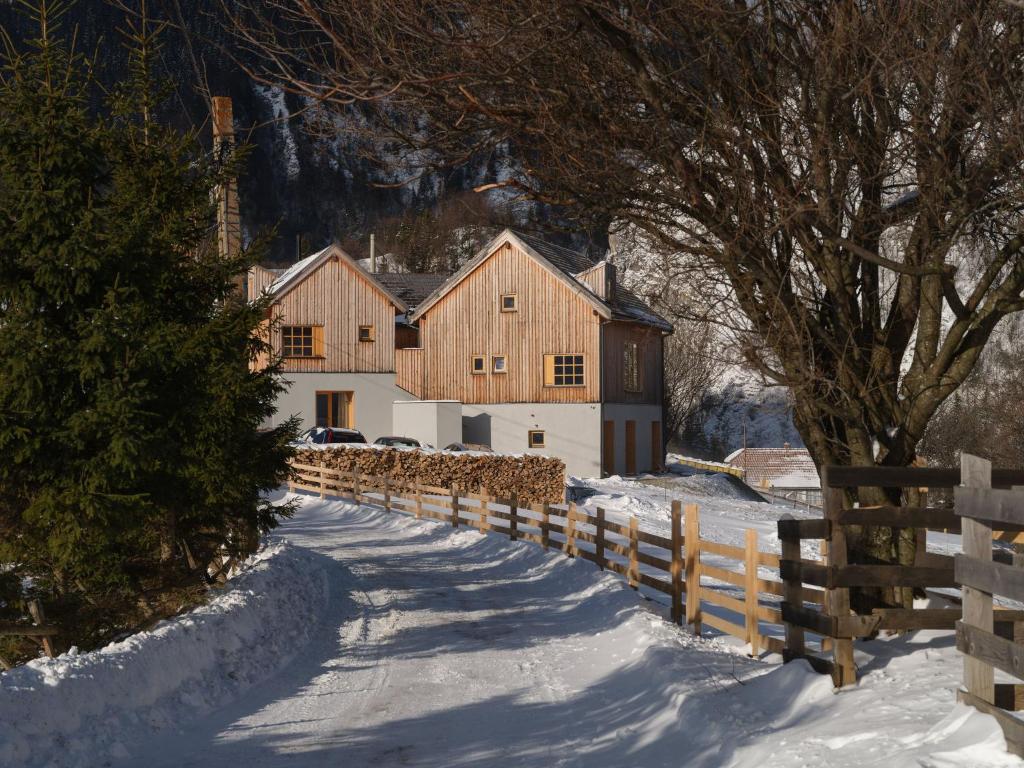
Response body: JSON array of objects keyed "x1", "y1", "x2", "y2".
[
  {"x1": 257, "y1": 246, "x2": 405, "y2": 374},
  {"x1": 398, "y1": 233, "x2": 665, "y2": 406}
]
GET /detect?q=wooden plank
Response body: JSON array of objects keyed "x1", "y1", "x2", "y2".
[
  {"x1": 702, "y1": 563, "x2": 745, "y2": 588},
  {"x1": 962, "y1": 453, "x2": 996, "y2": 705},
  {"x1": 671, "y1": 501, "x2": 683, "y2": 625},
  {"x1": 685, "y1": 504, "x2": 701, "y2": 634},
  {"x1": 832, "y1": 564, "x2": 956, "y2": 589},
  {"x1": 870, "y1": 608, "x2": 960, "y2": 631},
  {"x1": 957, "y1": 622, "x2": 1024, "y2": 680},
  {"x1": 601, "y1": 519, "x2": 629, "y2": 537},
  {"x1": 779, "y1": 513, "x2": 805, "y2": 657},
  {"x1": 836, "y1": 505, "x2": 961, "y2": 531},
  {"x1": 746, "y1": 528, "x2": 760, "y2": 656},
  {"x1": 628, "y1": 516, "x2": 640, "y2": 588},
  {"x1": 595, "y1": 507, "x2": 606, "y2": 571},
  {"x1": 27, "y1": 600, "x2": 54, "y2": 658},
  {"x1": 782, "y1": 603, "x2": 835, "y2": 636},
  {"x1": 824, "y1": 472, "x2": 856, "y2": 687},
  {"x1": 0, "y1": 623, "x2": 59, "y2": 637},
  {"x1": 698, "y1": 539, "x2": 745, "y2": 562},
  {"x1": 777, "y1": 518, "x2": 830, "y2": 540},
  {"x1": 758, "y1": 551, "x2": 782, "y2": 568},
  {"x1": 956, "y1": 556, "x2": 1024, "y2": 602},
  {"x1": 637, "y1": 572, "x2": 673, "y2": 595},
  {"x1": 995, "y1": 684, "x2": 1024, "y2": 712},
  {"x1": 756, "y1": 604, "x2": 783, "y2": 624},
  {"x1": 761, "y1": 635, "x2": 786, "y2": 656},
  {"x1": 958, "y1": 690, "x2": 1024, "y2": 757},
  {"x1": 605, "y1": 559, "x2": 629, "y2": 578},
  {"x1": 635, "y1": 550, "x2": 671, "y2": 573},
  {"x1": 702, "y1": 610, "x2": 748, "y2": 641},
  {"x1": 825, "y1": 465, "x2": 1024, "y2": 490},
  {"x1": 636, "y1": 530, "x2": 674, "y2": 549},
  {"x1": 700, "y1": 586, "x2": 746, "y2": 615},
  {"x1": 955, "y1": 487, "x2": 1024, "y2": 527}
]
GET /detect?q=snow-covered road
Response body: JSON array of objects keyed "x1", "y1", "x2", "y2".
[
  {"x1": 128, "y1": 495, "x2": 766, "y2": 767},
  {"x1": 115, "y1": 493, "x2": 1019, "y2": 768}
]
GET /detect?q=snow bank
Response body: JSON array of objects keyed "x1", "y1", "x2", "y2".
[{"x1": 0, "y1": 541, "x2": 330, "y2": 768}]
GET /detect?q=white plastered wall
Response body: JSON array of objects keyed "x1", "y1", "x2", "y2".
[
  {"x1": 267, "y1": 373, "x2": 416, "y2": 442},
  {"x1": 392, "y1": 400, "x2": 463, "y2": 448},
  {"x1": 461, "y1": 403, "x2": 602, "y2": 478}
]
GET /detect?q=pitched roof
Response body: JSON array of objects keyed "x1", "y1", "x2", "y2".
[
  {"x1": 372, "y1": 273, "x2": 449, "y2": 311},
  {"x1": 725, "y1": 447, "x2": 820, "y2": 490},
  {"x1": 262, "y1": 243, "x2": 408, "y2": 311},
  {"x1": 408, "y1": 229, "x2": 673, "y2": 331}
]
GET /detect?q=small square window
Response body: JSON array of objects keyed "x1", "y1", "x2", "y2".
[
  {"x1": 528, "y1": 430, "x2": 545, "y2": 448},
  {"x1": 471, "y1": 355, "x2": 486, "y2": 374},
  {"x1": 500, "y1": 294, "x2": 517, "y2": 312},
  {"x1": 359, "y1": 325, "x2": 375, "y2": 342},
  {"x1": 492, "y1": 355, "x2": 507, "y2": 373}
]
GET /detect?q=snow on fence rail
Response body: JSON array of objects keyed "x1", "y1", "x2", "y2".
[
  {"x1": 289, "y1": 461, "x2": 828, "y2": 657},
  {"x1": 670, "y1": 455, "x2": 746, "y2": 479}
]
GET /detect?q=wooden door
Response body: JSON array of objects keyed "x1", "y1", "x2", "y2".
[
  {"x1": 602, "y1": 420, "x2": 615, "y2": 476},
  {"x1": 625, "y1": 420, "x2": 637, "y2": 475},
  {"x1": 650, "y1": 421, "x2": 662, "y2": 472}
]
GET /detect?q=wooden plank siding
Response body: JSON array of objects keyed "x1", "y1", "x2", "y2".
[
  {"x1": 411, "y1": 241, "x2": 603, "y2": 403},
  {"x1": 601, "y1": 321, "x2": 663, "y2": 404},
  {"x1": 248, "y1": 265, "x2": 280, "y2": 301},
  {"x1": 270, "y1": 256, "x2": 398, "y2": 373},
  {"x1": 395, "y1": 348, "x2": 426, "y2": 398}
]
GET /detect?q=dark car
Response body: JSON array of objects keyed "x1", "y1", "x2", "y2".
[
  {"x1": 375, "y1": 436, "x2": 422, "y2": 448},
  {"x1": 298, "y1": 427, "x2": 367, "y2": 445}
]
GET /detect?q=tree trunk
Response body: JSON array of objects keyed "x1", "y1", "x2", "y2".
[{"x1": 159, "y1": 509, "x2": 177, "y2": 566}]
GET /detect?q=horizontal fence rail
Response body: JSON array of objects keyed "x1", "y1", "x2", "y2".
[{"x1": 288, "y1": 460, "x2": 815, "y2": 657}]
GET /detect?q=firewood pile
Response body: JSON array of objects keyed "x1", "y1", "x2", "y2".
[{"x1": 293, "y1": 446, "x2": 565, "y2": 504}]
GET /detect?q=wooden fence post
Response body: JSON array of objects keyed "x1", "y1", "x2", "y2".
[
  {"x1": 745, "y1": 528, "x2": 760, "y2": 656},
  {"x1": 779, "y1": 513, "x2": 805, "y2": 660},
  {"x1": 451, "y1": 484, "x2": 459, "y2": 528},
  {"x1": 383, "y1": 474, "x2": 391, "y2": 512},
  {"x1": 628, "y1": 516, "x2": 640, "y2": 589},
  {"x1": 352, "y1": 468, "x2": 360, "y2": 505},
  {"x1": 510, "y1": 494, "x2": 519, "y2": 541},
  {"x1": 28, "y1": 600, "x2": 55, "y2": 659},
  {"x1": 416, "y1": 486, "x2": 423, "y2": 520},
  {"x1": 541, "y1": 503, "x2": 550, "y2": 549},
  {"x1": 962, "y1": 453, "x2": 995, "y2": 704},
  {"x1": 670, "y1": 500, "x2": 683, "y2": 625},
  {"x1": 822, "y1": 467, "x2": 855, "y2": 687},
  {"x1": 596, "y1": 507, "x2": 606, "y2": 570},
  {"x1": 566, "y1": 503, "x2": 577, "y2": 558},
  {"x1": 318, "y1": 464, "x2": 325, "y2": 499},
  {"x1": 685, "y1": 503, "x2": 701, "y2": 634}
]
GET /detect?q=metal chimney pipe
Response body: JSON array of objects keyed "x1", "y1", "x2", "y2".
[{"x1": 370, "y1": 233, "x2": 376, "y2": 272}]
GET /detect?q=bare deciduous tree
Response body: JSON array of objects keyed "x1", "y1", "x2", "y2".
[{"x1": 228, "y1": 1, "x2": 1024, "y2": 599}]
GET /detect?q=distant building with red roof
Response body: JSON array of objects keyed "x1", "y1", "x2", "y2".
[{"x1": 724, "y1": 444, "x2": 821, "y2": 506}]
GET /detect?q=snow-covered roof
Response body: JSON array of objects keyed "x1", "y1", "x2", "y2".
[
  {"x1": 726, "y1": 446, "x2": 819, "y2": 489},
  {"x1": 266, "y1": 247, "x2": 329, "y2": 296},
  {"x1": 770, "y1": 471, "x2": 822, "y2": 490}
]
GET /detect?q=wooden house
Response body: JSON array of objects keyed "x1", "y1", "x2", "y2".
[
  {"x1": 247, "y1": 243, "x2": 445, "y2": 440},
  {"x1": 249, "y1": 229, "x2": 672, "y2": 477},
  {"x1": 397, "y1": 230, "x2": 672, "y2": 476}
]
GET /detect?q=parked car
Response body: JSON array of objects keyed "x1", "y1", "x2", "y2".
[
  {"x1": 375, "y1": 436, "x2": 422, "y2": 448},
  {"x1": 443, "y1": 442, "x2": 493, "y2": 452},
  {"x1": 297, "y1": 427, "x2": 367, "y2": 445}
]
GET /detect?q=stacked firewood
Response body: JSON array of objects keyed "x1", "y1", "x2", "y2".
[{"x1": 292, "y1": 446, "x2": 565, "y2": 504}]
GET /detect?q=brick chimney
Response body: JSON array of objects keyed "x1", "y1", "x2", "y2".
[{"x1": 212, "y1": 96, "x2": 243, "y2": 295}]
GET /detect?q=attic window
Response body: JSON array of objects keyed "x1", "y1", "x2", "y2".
[
  {"x1": 528, "y1": 430, "x2": 545, "y2": 448},
  {"x1": 471, "y1": 355, "x2": 486, "y2": 374},
  {"x1": 358, "y1": 325, "x2": 375, "y2": 342},
  {"x1": 492, "y1": 355, "x2": 507, "y2": 373},
  {"x1": 500, "y1": 294, "x2": 518, "y2": 312}
]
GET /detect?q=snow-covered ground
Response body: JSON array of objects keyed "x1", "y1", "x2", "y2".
[{"x1": 1, "y1": 491, "x2": 1019, "y2": 767}]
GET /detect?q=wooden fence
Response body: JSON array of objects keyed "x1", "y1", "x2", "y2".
[
  {"x1": 670, "y1": 456, "x2": 746, "y2": 479},
  {"x1": 0, "y1": 599, "x2": 57, "y2": 669},
  {"x1": 289, "y1": 461, "x2": 821, "y2": 656},
  {"x1": 779, "y1": 463, "x2": 1024, "y2": 687},
  {"x1": 955, "y1": 454, "x2": 1024, "y2": 756}
]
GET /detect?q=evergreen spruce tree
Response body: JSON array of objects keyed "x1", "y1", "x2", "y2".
[{"x1": 0, "y1": 1, "x2": 296, "y2": 657}]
